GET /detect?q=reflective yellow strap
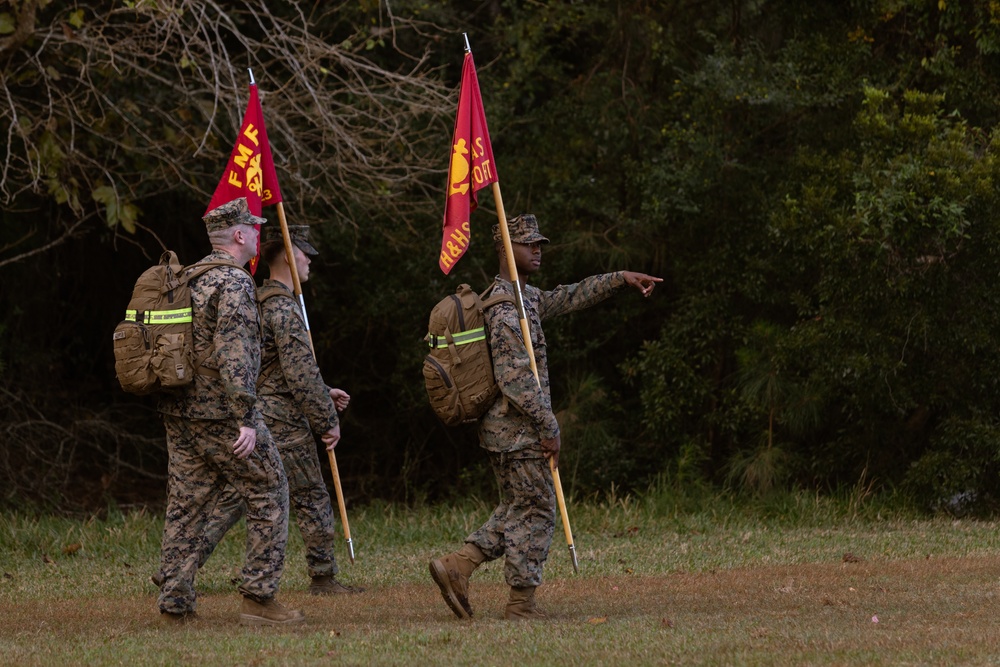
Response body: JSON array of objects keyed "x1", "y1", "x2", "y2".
[
  {"x1": 426, "y1": 327, "x2": 486, "y2": 349},
  {"x1": 145, "y1": 308, "x2": 193, "y2": 324},
  {"x1": 123, "y1": 308, "x2": 193, "y2": 324},
  {"x1": 125, "y1": 308, "x2": 193, "y2": 324}
]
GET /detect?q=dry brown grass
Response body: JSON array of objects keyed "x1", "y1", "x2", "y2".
[{"x1": 5, "y1": 554, "x2": 1000, "y2": 665}]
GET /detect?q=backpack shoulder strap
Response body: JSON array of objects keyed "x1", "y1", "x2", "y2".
[
  {"x1": 257, "y1": 284, "x2": 293, "y2": 306},
  {"x1": 479, "y1": 281, "x2": 515, "y2": 310},
  {"x1": 255, "y1": 285, "x2": 299, "y2": 388},
  {"x1": 181, "y1": 259, "x2": 258, "y2": 378},
  {"x1": 477, "y1": 280, "x2": 512, "y2": 415},
  {"x1": 183, "y1": 259, "x2": 254, "y2": 285}
]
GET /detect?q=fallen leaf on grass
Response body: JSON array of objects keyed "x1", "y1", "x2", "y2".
[
  {"x1": 842, "y1": 552, "x2": 863, "y2": 563},
  {"x1": 62, "y1": 543, "x2": 82, "y2": 556},
  {"x1": 42, "y1": 554, "x2": 56, "y2": 565},
  {"x1": 660, "y1": 618, "x2": 674, "y2": 628},
  {"x1": 587, "y1": 617, "x2": 608, "y2": 625}
]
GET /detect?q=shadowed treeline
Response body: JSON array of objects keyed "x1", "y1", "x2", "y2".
[{"x1": 4, "y1": 1, "x2": 1000, "y2": 513}]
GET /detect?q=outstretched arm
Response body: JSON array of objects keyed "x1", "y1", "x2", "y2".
[{"x1": 622, "y1": 271, "x2": 663, "y2": 298}]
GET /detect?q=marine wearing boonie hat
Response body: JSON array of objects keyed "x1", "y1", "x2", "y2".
[
  {"x1": 202, "y1": 197, "x2": 268, "y2": 232},
  {"x1": 262, "y1": 224, "x2": 319, "y2": 256},
  {"x1": 492, "y1": 214, "x2": 550, "y2": 246}
]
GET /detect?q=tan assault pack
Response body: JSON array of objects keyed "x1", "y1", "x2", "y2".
[
  {"x1": 423, "y1": 283, "x2": 513, "y2": 425},
  {"x1": 112, "y1": 250, "x2": 249, "y2": 395}
]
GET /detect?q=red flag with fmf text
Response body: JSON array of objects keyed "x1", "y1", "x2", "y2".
[
  {"x1": 206, "y1": 83, "x2": 283, "y2": 274},
  {"x1": 439, "y1": 52, "x2": 498, "y2": 274}
]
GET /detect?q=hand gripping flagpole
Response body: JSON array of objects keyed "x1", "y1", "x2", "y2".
[
  {"x1": 253, "y1": 69, "x2": 355, "y2": 564},
  {"x1": 462, "y1": 39, "x2": 579, "y2": 574}
]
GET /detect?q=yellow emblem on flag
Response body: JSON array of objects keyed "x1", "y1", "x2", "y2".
[{"x1": 449, "y1": 139, "x2": 471, "y2": 196}]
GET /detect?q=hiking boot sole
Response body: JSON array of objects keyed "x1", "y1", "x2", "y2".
[{"x1": 429, "y1": 559, "x2": 472, "y2": 619}]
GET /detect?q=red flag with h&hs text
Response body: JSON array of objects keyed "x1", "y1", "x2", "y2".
[
  {"x1": 439, "y1": 52, "x2": 498, "y2": 274},
  {"x1": 206, "y1": 84, "x2": 283, "y2": 274}
]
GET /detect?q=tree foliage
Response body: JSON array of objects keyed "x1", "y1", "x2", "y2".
[{"x1": 4, "y1": 0, "x2": 1000, "y2": 512}]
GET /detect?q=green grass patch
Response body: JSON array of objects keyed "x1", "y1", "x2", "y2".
[{"x1": 3, "y1": 490, "x2": 1000, "y2": 665}]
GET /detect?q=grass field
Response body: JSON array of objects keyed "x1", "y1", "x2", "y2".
[{"x1": 2, "y1": 489, "x2": 1000, "y2": 666}]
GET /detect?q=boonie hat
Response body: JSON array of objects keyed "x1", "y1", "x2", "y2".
[
  {"x1": 202, "y1": 197, "x2": 267, "y2": 232},
  {"x1": 263, "y1": 224, "x2": 319, "y2": 256},
  {"x1": 492, "y1": 214, "x2": 550, "y2": 246}
]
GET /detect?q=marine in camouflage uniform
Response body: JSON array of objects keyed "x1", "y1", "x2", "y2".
[
  {"x1": 430, "y1": 214, "x2": 662, "y2": 620},
  {"x1": 155, "y1": 197, "x2": 302, "y2": 626},
  {"x1": 191, "y1": 224, "x2": 360, "y2": 595}
]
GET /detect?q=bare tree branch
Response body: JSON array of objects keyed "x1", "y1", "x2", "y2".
[{"x1": 0, "y1": 0, "x2": 456, "y2": 264}]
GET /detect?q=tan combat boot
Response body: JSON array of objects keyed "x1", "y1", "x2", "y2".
[
  {"x1": 429, "y1": 543, "x2": 486, "y2": 619},
  {"x1": 308, "y1": 575, "x2": 365, "y2": 595},
  {"x1": 504, "y1": 585, "x2": 546, "y2": 620},
  {"x1": 239, "y1": 596, "x2": 306, "y2": 626}
]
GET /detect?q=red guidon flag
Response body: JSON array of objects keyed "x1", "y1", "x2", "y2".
[
  {"x1": 439, "y1": 52, "x2": 498, "y2": 274},
  {"x1": 206, "y1": 83, "x2": 283, "y2": 274}
]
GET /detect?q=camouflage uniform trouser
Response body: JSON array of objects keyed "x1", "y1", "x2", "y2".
[
  {"x1": 467, "y1": 449, "x2": 556, "y2": 588},
  {"x1": 199, "y1": 421, "x2": 340, "y2": 579},
  {"x1": 157, "y1": 415, "x2": 289, "y2": 614}
]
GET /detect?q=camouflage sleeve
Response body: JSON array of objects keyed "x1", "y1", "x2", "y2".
[
  {"x1": 489, "y1": 304, "x2": 560, "y2": 440},
  {"x1": 213, "y1": 270, "x2": 262, "y2": 428},
  {"x1": 270, "y1": 299, "x2": 338, "y2": 436},
  {"x1": 538, "y1": 271, "x2": 627, "y2": 320}
]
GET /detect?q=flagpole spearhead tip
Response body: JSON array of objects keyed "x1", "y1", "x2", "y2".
[{"x1": 248, "y1": 68, "x2": 255, "y2": 85}]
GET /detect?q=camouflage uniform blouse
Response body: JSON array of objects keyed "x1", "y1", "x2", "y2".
[
  {"x1": 257, "y1": 279, "x2": 338, "y2": 436},
  {"x1": 479, "y1": 272, "x2": 627, "y2": 453},
  {"x1": 157, "y1": 250, "x2": 261, "y2": 428}
]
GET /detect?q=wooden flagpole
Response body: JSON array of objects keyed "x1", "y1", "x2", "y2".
[
  {"x1": 253, "y1": 69, "x2": 355, "y2": 564},
  {"x1": 273, "y1": 202, "x2": 355, "y2": 565},
  {"x1": 488, "y1": 172, "x2": 579, "y2": 574}
]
